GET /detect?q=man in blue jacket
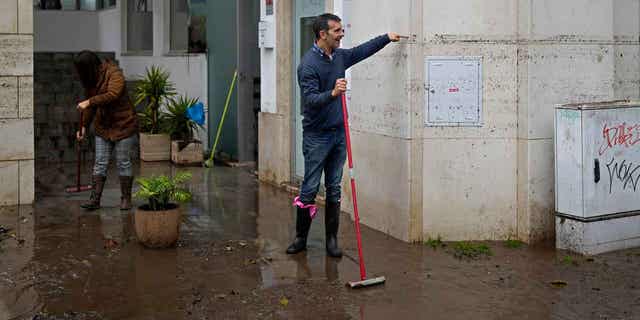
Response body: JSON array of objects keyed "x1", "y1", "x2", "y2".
[{"x1": 287, "y1": 13, "x2": 402, "y2": 257}]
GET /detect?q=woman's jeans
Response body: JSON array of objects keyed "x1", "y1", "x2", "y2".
[
  {"x1": 93, "y1": 135, "x2": 137, "y2": 177},
  {"x1": 299, "y1": 128, "x2": 347, "y2": 204}
]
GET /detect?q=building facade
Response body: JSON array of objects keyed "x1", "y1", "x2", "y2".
[{"x1": 258, "y1": 0, "x2": 640, "y2": 243}]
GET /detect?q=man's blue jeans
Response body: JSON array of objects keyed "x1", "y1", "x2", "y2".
[{"x1": 299, "y1": 128, "x2": 346, "y2": 205}]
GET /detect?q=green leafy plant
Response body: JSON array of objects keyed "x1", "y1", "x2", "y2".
[
  {"x1": 505, "y1": 239, "x2": 524, "y2": 249},
  {"x1": 137, "y1": 104, "x2": 168, "y2": 134},
  {"x1": 165, "y1": 95, "x2": 202, "y2": 143},
  {"x1": 134, "y1": 172, "x2": 193, "y2": 211},
  {"x1": 425, "y1": 235, "x2": 445, "y2": 250},
  {"x1": 452, "y1": 241, "x2": 492, "y2": 259},
  {"x1": 561, "y1": 255, "x2": 579, "y2": 266},
  {"x1": 134, "y1": 66, "x2": 176, "y2": 134}
]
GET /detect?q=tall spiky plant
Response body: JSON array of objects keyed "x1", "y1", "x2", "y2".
[
  {"x1": 133, "y1": 172, "x2": 192, "y2": 211},
  {"x1": 134, "y1": 66, "x2": 176, "y2": 134}
]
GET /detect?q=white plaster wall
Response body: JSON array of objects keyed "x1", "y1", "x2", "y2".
[
  {"x1": 34, "y1": 10, "x2": 101, "y2": 52},
  {"x1": 35, "y1": 5, "x2": 121, "y2": 54},
  {"x1": 98, "y1": 7, "x2": 121, "y2": 55},
  {"x1": 120, "y1": 55, "x2": 209, "y2": 147}
]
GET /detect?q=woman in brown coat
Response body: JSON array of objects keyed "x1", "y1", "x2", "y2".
[{"x1": 74, "y1": 50, "x2": 138, "y2": 210}]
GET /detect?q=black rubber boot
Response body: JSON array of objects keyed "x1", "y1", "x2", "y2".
[
  {"x1": 286, "y1": 206, "x2": 312, "y2": 254},
  {"x1": 80, "y1": 175, "x2": 106, "y2": 210},
  {"x1": 325, "y1": 201, "x2": 343, "y2": 258},
  {"x1": 119, "y1": 176, "x2": 133, "y2": 210}
]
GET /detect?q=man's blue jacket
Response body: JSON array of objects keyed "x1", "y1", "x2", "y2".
[{"x1": 297, "y1": 34, "x2": 391, "y2": 132}]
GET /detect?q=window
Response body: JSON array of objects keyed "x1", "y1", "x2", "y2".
[
  {"x1": 170, "y1": 0, "x2": 207, "y2": 53},
  {"x1": 170, "y1": 0, "x2": 189, "y2": 52},
  {"x1": 95, "y1": 0, "x2": 117, "y2": 9},
  {"x1": 37, "y1": 0, "x2": 116, "y2": 10},
  {"x1": 126, "y1": 0, "x2": 153, "y2": 54}
]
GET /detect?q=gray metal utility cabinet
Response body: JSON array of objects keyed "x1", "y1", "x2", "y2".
[{"x1": 555, "y1": 100, "x2": 640, "y2": 255}]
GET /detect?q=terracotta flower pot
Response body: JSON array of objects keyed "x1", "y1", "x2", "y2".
[{"x1": 134, "y1": 204, "x2": 181, "y2": 248}]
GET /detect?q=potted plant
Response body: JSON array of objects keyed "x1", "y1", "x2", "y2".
[
  {"x1": 134, "y1": 66, "x2": 176, "y2": 161},
  {"x1": 133, "y1": 172, "x2": 192, "y2": 248},
  {"x1": 165, "y1": 95, "x2": 205, "y2": 165}
]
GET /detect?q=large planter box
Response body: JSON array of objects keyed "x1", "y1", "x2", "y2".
[
  {"x1": 140, "y1": 133, "x2": 170, "y2": 161},
  {"x1": 171, "y1": 140, "x2": 203, "y2": 165}
]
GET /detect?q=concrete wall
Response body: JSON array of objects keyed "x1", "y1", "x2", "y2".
[
  {"x1": 338, "y1": 0, "x2": 416, "y2": 241},
  {"x1": 0, "y1": 0, "x2": 34, "y2": 205},
  {"x1": 420, "y1": 1, "x2": 520, "y2": 241}
]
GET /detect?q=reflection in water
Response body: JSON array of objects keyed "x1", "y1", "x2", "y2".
[{"x1": 0, "y1": 206, "x2": 39, "y2": 319}]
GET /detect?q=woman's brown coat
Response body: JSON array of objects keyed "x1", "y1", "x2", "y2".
[{"x1": 82, "y1": 61, "x2": 138, "y2": 141}]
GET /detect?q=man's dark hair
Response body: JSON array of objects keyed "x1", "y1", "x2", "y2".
[
  {"x1": 313, "y1": 13, "x2": 341, "y2": 39},
  {"x1": 73, "y1": 50, "x2": 102, "y2": 90}
]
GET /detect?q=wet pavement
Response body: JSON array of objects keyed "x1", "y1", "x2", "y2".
[{"x1": 1, "y1": 161, "x2": 639, "y2": 320}]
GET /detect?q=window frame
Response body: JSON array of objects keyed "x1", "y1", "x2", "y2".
[
  {"x1": 169, "y1": 0, "x2": 190, "y2": 54},
  {"x1": 123, "y1": 0, "x2": 154, "y2": 56}
]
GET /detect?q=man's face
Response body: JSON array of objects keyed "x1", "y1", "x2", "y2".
[{"x1": 321, "y1": 20, "x2": 344, "y2": 49}]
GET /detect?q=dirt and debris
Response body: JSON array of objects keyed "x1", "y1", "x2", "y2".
[
  {"x1": 0, "y1": 226, "x2": 11, "y2": 243},
  {"x1": 103, "y1": 239, "x2": 119, "y2": 250}
]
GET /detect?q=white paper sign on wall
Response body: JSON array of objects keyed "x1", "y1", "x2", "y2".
[
  {"x1": 425, "y1": 56, "x2": 483, "y2": 126},
  {"x1": 258, "y1": 20, "x2": 275, "y2": 49}
]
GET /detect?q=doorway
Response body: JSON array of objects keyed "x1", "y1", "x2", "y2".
[{"x1": 292, "y1": 0, "x2": 325, "y2": 181}]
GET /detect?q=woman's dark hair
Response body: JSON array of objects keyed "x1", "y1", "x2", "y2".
[
  {"x1": 313, "y1": 13, "x2": 341, "y2": 39},
  {"x1": 73, "y1": 50, "x2": 102, "y2": 90}
]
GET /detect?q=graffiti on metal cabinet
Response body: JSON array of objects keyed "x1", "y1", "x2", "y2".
[
  {"x1": 605, "y1": 157, "x2": 640, "y2": 194},
  {"x1": 599, "y1": 122, "x2": 640, "y2": 156}
]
